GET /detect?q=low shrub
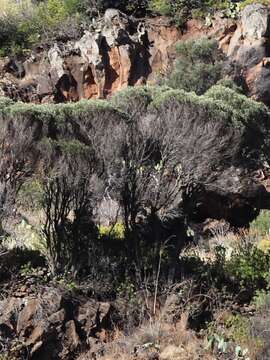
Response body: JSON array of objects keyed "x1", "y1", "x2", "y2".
[
  {"x1": 250, "y1": 210, "x2": 270, "y2": 236},
  {"x1": 165, "y1": 38, "x2": 227, "y2": 95},
  {"x1": 257, "y1": 237, "x2": 270, "y2": 253},
  {"x1": 0, "y1": 0, "x2": 83, "y2": 56},
  {"x1": 149, "y1": 0, "x2": 239, "y2": 26},
  {"x1": 99, "y1": 223, "x2": 125, "y2": 241},
  {"x1": 226, "y1": 243, "x2": 270, "y2": 292},
  {"x1": 253, "y1": 289, "x2": 270, "y2": 310}
]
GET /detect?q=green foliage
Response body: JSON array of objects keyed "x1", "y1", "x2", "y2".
[
  {"x1": 225, "y1": 314, "x2": 251, "y2": 343},
  {"x1": 20, "y1": 262, "x2": 49, "y2": 281},
  {"x1": 148, "y1": 0, "x2": 172, "y2": 15},
  {"x1": 17, "y1": 179, "x2": 43, "y2": 211},
  {"x1": 37, "y1": 0, "x2": 80, "y2": 29},
  {"x1": 152, "y1": 84, "x2": 269, "y2": 134},
  {"x1": 180, "y1": 236, "x2": 270, "y2": 299},
  {"x1": 226, "y1": 244, "x2": 270, "y2": 291},
  {"x1": 251, "y1": 210, "x2": 270, "y2": 236},
  {"x1": 207, "y1": 312, "x2": 262, "y2": 358},
  {"x1": 149, "y1": 0, "x2": 238, "y2": 25},
  {"x1": 99, "y1": 223, "x2": 125, "y2": 241},
  {"x1": 205, "y1": 84, "x2": 269, "y2": 128},
  {"x1": 0, "y1": 0, "x2": 83, "y2": 56},
  {"x1": 166, "y1": 38, "x2": 226, "y2": 95},
  {"x1": 112, "y1": 86, "x2": 153, "y2": 114},
  {"x1": 117, "y1": 279, "x2": 136, "y2": 300},
  {"x1": 239, "y1": 0, "x2": 270, "y2": 9},
  {"x1": 57, "y1": 139, "x2": 89, "y2": 155},
  {"x1": 226, "y1": 1, "x2": 240, "y2": 19},
  {"x1": 216, "y1": 78, "x2": 244, "y2": 93},
  {"x1": 149, "y1": 0, "x2": 215, "y2": 26},
  {"x1": 253, "y1": 289, "x2": 270, "y2": 310},
  {"x1": 20, "y1": 261, "x2": 36, "y2": 276},
  {"x1": 57, "y1": 276, "x2": 79, "y2": 292}
]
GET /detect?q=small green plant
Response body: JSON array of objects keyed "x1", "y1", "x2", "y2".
[
  {"x1": 206, "y1": 333, "x2": 228, "y2": 353},
  {"x1": 20, "y1": 261, "x2": 35, "y2": 276},
  {"x1": 117, "y1": 279, "x2": 136, "y2": 301},
  {"x1": 20, "y1": 262, "x2": 49, "y2": 282},
  {"x1": 253, "y1": 289, "x2": 270, "y2": 310},
  {"x1": 235, "y1": 345, "x2": 250, "y2": 360},
  {"x1": 17, "y1": 179, "x2": 43, "y2": 211},
  {"x1": 226, "y1": 243, "x2": 270, "y2": 292},
  {"x1": 225, "y1": 314, "x2": 263, "y2": 357},
  {"x1": 225, "y1": 1, "x2": 240, "y2": 18},
  {"x1": 225, "y1": 315, "x2": 250, "y2": 343},
  {"x1": 99, "y1": 222, "x2": 125, "y2": 241},
  {"x1": 251, "y1": 210, "x2": 270, "y2": 236},
  {"x1": 57, "y1": 276, "x2": 79, "y2": 292}
]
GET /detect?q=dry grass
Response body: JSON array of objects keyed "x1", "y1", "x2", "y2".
[{"x1": 78, "y1": 313, "x2": 215, "y2": 360}]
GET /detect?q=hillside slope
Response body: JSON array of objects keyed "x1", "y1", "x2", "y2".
[{"x1": 1, "y1": 4, "x2": 270, "y2": 105}]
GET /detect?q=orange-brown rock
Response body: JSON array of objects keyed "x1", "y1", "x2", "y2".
[
  {"x1": 2, "y1": 5, "x2": 270, "y2": 105},
  {"x1": 0, "y1": 10, "x2": 183, "y2": 103}
]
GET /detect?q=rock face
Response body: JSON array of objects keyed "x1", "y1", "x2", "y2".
[
  {"x1": 0, "y1": 10, "x2": 181, "y2": 103},
  {"x1": 0, "y1": 284, "x2": 117, "y2": 359},
  {"x1": 2, "y1": 6, "x2": 270, "y2": 105},
  {"x1": 226, "y1": 4, "x2": 270, "y2": 105}
]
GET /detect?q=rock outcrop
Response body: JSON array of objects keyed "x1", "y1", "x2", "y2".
[
  {"x1": 0, "y1": 10, "x2": 181, "y2": 103},
  {"x1": 2, "y1": 6, "x2": 270, "y2": 105},
  {"x1": 0, "y1": 283, "x2": 118, "y2": 359},
  {"x1": 226, "y1": 4, "x2": 270, "y2": 105}
]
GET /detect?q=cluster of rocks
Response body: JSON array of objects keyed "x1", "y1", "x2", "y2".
[
  {"x1": 0, "y1": 9, "x2": 180, "y2": 103},
  {"x1": 0, "y1": 281, "x2": 118, "y2": 359}
]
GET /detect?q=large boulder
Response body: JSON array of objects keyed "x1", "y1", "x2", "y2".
[
  {"x1": 226, "y1": 4, "x2": 270, "y2": 105},
  {"x1": 241, "y1": 4, "x2": 270, "y2": 40}
]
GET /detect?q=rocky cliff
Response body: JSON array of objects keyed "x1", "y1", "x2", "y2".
[
  {"x1": 1, "y1": 5, "x2": 270, "y2": 105},
  {"x1": 0, "y1": 10, "x2": 181, "y2": 103}
]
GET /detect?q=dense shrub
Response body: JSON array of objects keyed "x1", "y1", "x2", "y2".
[
  {"x1": 226, "y1": 243, "x2": 270, "y2": 292},
  {"x1": 149, "y1": 0, "x2": 238, "y2": 25},
  {"x1": 251, "y1": 210, "x2": 270, "y2": 236},
  {"x1": 165, "y1": 38, "x2": 227, "y2": 95},
  {"x1": 0, "y1": 0, "x2": 150, "y2": 56},
  {"x1": 1, "y1": 84, "x2": 270, "y2": 283},
  {"x1": 0, "y1": 0, "x2": 83, "y2": 56}
]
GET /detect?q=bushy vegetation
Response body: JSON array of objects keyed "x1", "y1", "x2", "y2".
[
  {"x1": 0, "y1": 50, "x2": 270, "y2": 359},
  {"x1": 0, "y1": 25, "x2": 270, "y2": 351},
  {"x1": 149, "y1": 0, "x2": 240, "y2": 25},
  {"x1": 0, "y1": 82, "x2": 269, "y2": 281},
  {"x1": 251, "y1": 210, "x2": 270, "y2": 236},
  {"x1": 0, "y1": 0, "x2": 84, "y2": 56},
  {"x1": 165, "y1": 38, "x2": 227, "y2": 95}
]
